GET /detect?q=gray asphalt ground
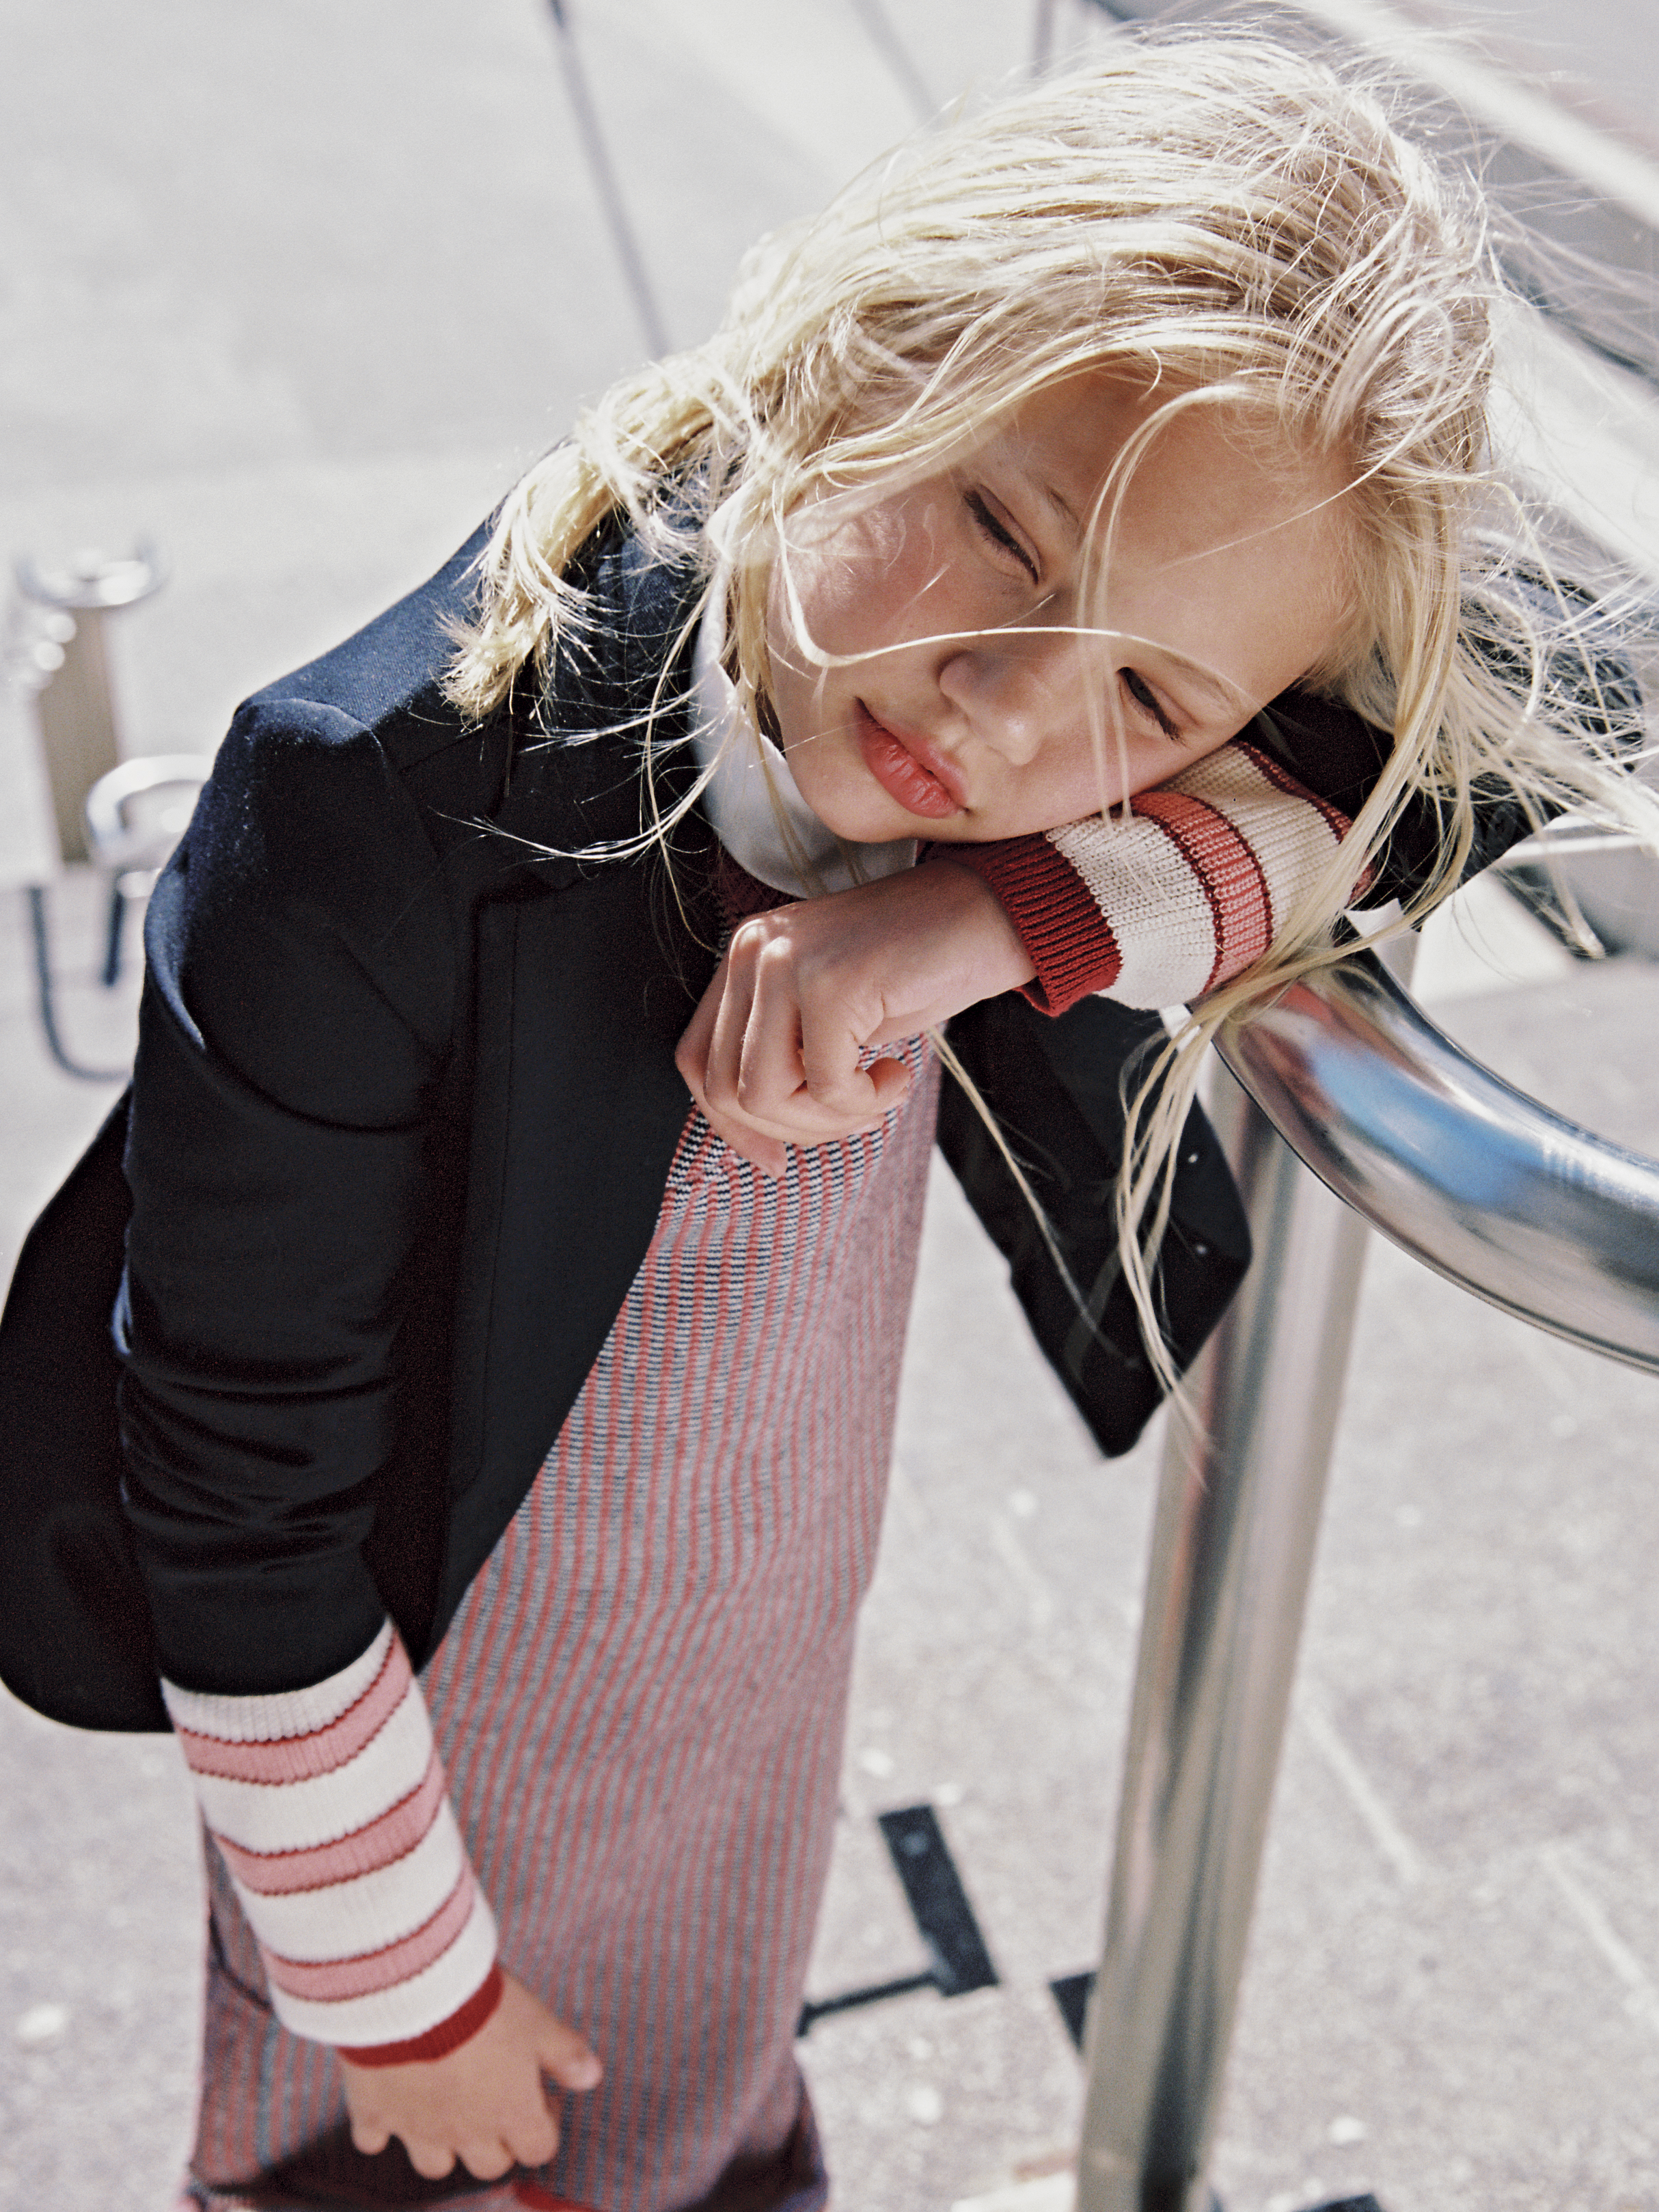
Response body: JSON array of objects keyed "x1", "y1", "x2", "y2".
[{"x1": 4, "y1": 5, "x2": 1659, "y2": 2211}]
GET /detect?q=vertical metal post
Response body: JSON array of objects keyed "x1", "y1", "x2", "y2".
[
  {"x1": 16, "y1": 547, "x2": 163, "y2": 864},
  {"x1": 1075, "y1": 1063, "x2": 1372, "y2": 2212}
]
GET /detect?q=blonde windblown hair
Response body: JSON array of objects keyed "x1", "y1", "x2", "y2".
[{"x1": 448, "y1": 29, "x2": 1655, "y2": 1391}]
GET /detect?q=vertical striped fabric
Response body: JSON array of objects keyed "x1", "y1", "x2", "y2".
[{"x1": 181, "y1": 1038, "x2": 940, "y2": 2212}]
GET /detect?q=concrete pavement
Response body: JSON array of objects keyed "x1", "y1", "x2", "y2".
[{"x1": 4, "y1": 5, "x2": 1659, "y2": 2209}]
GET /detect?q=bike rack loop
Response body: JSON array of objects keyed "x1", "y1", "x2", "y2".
[{"x1": 1075, "y1": 947, "x2": 1659, "y2": 2212}]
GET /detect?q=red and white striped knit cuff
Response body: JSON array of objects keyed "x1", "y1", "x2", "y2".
[
  {"x1": 163, "y1": 1622, "x2": 498, "y2": 2056},
  {"x1": 949, "y1": 738, "x2": 1354, "y2": 1015}
]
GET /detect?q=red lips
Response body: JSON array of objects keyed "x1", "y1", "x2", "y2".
[{"x1": 855, "y1": 705, "x2": 964, "y2": 819}]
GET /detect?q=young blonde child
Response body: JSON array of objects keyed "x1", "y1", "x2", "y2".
[{"x1": 5, "y1": 27, "x2": 1647, "y2": 2212}]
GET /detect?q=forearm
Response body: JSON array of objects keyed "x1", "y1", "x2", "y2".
[
  {"x1": 119, "y1": 700, "x2": 456, "y2": 1691},
  {"x1": 165, "y1": 1620, "x2": 499, "y2": 2057},
  {"x1": 946, "y1": 737, "x2": 1354, "y2": 1014}
]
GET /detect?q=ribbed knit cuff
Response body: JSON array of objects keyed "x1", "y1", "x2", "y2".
[
  {"x1": 940, "y1": 837, "x2": 1123, "y2": 1016},
  {"x1": 337, "y1": 1961, "x2": 505, "y2": 2068},
  {"x1": 512, "y1": 2182, "x2": 604, "y2": 2211},
  {"x1": 164, "y1": 1622, "x2": 499, "y2": 2053}
]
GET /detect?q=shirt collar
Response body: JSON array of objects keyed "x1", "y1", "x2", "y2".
[{"x1": 691, "y1": 606, "x2": 916, "y2": 900}]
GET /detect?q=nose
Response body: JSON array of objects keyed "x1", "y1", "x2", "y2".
[{"x1": 937, "y1": 636, "x2": 1078, "y2": 766}]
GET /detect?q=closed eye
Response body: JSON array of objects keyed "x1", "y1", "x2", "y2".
[
  {"x1": 964, "y1": 491, "x2": 1039, "y2": 583},
  {"x1": 1121, "y1": 668, "x2": 1181, "y2": 740}
]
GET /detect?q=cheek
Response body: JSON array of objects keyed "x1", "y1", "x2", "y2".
[
  {"x1": 770, "y1": 547, "x2": 873, "y2": 676},
  {"x1": 784, "y1": 497, "x2": 956, "y2": 661},
  {"x1": 1034, "y1": 731, "x2": 1107, "y2": 812},
  {"x1": 1037, "y1": 722, "x2": 1195, "y2": 824},
  {"x1": 965, "y1": 734, "x2": 1117, "y2": 841}
]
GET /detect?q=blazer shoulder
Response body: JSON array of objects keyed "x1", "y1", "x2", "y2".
[
  {"x1": 253, "y1": 521, "x2": 492, "y2": 765},
  {"x1": 147, "y1": 681, "x2": 465, "y2": 1126},
  {"x1": 243, "y1": 519, "x2": 538, "y2": 849}
]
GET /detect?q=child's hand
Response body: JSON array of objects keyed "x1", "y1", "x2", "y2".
[
  {"x1": 676, "y1": 858, "x2": 1036, "y2": 1175},
  {"x1": 338, "y1": 1970, "x2": 601, "y2": 2183}
]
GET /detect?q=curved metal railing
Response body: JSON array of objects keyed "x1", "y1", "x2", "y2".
[
  {"x1": 1224, "y1": 948, "x2": 1659, "y2": 1371},
  {"x1": 1077, "y1": 946, "x2": 1659, "y2": 2212}
]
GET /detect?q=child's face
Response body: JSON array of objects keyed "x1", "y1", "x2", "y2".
[{"x1": 765, "y1": 374, "x2": 1354, "y2": 844}]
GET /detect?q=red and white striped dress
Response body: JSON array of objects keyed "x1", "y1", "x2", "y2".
[{"x1": 178, "y1": 1021, "x2": 940, "y2": 2211}]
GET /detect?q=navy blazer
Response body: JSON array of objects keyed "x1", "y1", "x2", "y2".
[
  {"x1": 0, "y1": 516, "x2": 1252, "y2": 1729},
  {"x1": 8, "y1": 517, "x2": 1615, "y2": 1731}
]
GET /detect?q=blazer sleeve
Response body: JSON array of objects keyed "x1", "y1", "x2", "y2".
[
  {"x1": 117, "y1": 694, "x2": 462, "y2": 1698},
  {"x1": 1261, "y1": 620, "x2": 1644, "y2": 905}
]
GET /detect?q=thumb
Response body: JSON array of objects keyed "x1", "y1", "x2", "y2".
[
  {"x1": 538, "y1": 2017, "x2": 603, "y2": 2092},
  {"x1": 860, "y1": 1054, "x2": 913, "y2": 1115},
  {"x1": 702, "y1": 1119, "x2": 791, "y2": 1180}
]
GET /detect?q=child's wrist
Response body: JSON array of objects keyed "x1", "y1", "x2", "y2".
[
  {"x1": 935, "y1": 838, "x2": 1118, "y2": 1014},
  {"x1": 922, "y1": 854, "x2": 1039, "y2": 990},
  {"x1": 335, "y1": 1961, "x2": 505, "y2": 2069}
]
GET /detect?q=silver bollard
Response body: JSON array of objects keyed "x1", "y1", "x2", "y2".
[
  {"x1": 1076, "y1": 1063, "x2": 1371, "y2": 2212},
  {"x1": 16, "y1": 545, "x2": 164, "y2": 864}
]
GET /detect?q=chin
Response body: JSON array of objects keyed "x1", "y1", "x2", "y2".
[
  {"x1": 832, "y1": 808, "x2": 915, "y2": 843},
  {"x1": 796, "y1": 776, "x2": 909, "y2": 844}
]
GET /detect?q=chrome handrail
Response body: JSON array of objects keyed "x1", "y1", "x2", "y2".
[
  {"x1": 1223, "y1": 949, "x2": 1659, "y2": 1371},
  {"x1": 1077, "y1": 950, "x2": 1659, "y2": 2212}
]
